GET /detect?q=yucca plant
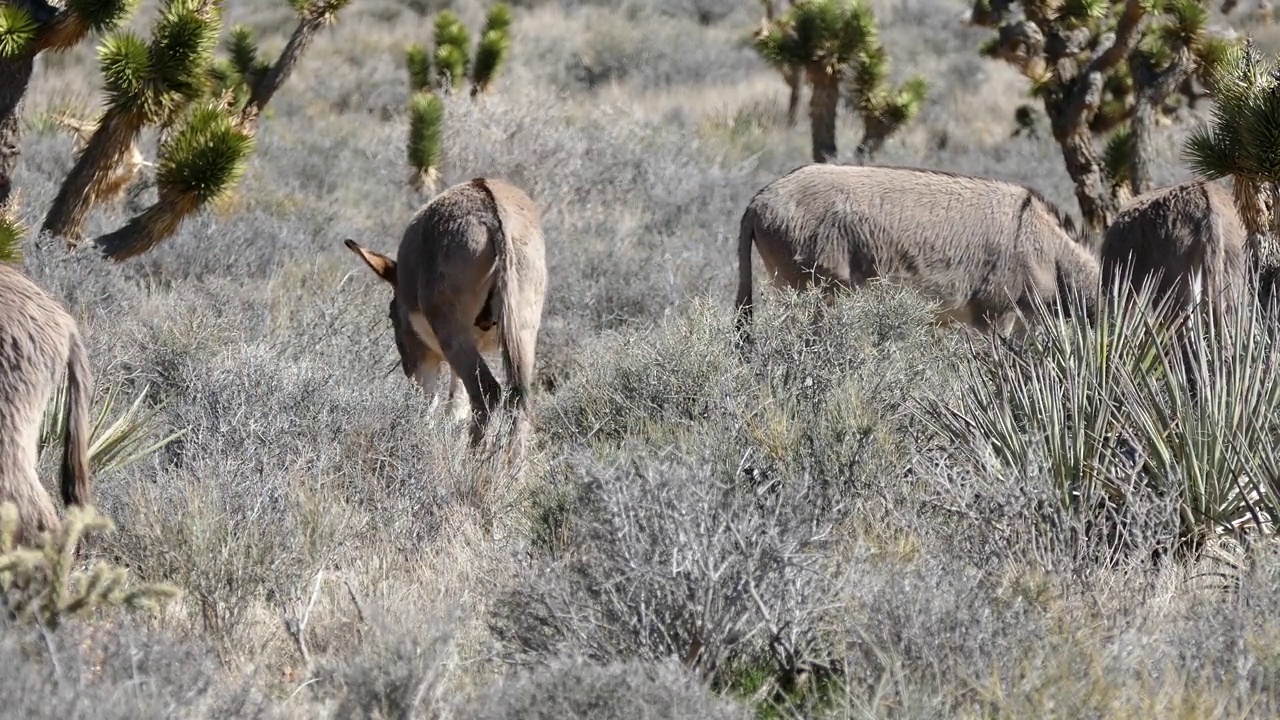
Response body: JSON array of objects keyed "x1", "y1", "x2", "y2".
[
  {"x1": 0, "y1": 196, "x2": 24, "y2": 264},
  {"x1": 920, "y1": 273, "x2": 1280, "y2": 563},
  {"x1": 0, "y1": 0, "x2": 139, "y2": 207},
  {"x1": 0, "y1": 502, "x2": 179, "y2": 630},
  {"x1": 41, "y1": 0, "x2": 223, "y2": 244},
  {"x1": 407, "y1": 91, "x2": 445, "y2": 194},
  {"x1": 973, "y1": 0, "x2": 1234, "y2": 236},
  {"x1": 434, "y1": 11, "x2": 470, "y2": 91},
  {"x1": 39, "y1": 381, "x2": 187, "y2": 476},
  {"x1": 753, "y1": 0, "x2": 881, "y2": 163}
]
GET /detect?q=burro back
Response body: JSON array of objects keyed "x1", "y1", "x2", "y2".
[
  {"x1": 1100, "y1": 179, "x2": 1249, "y2": 319},
  {"x1": 346, "y1": 177, "x2": 548, "y2": 448},
  {"x1": 734, "y1": 163, "x2": 1100, "y2": 340},
  {"x1": 0, "y1": 264, "x2": 93, "y2": 545}
]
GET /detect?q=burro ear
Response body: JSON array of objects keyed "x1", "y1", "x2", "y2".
[{"x1": 344, "y1": 238, "x2": 397, "y2": 285}]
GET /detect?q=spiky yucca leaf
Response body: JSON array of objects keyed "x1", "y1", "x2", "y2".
[
  {"x1": 406, "y1": 42, "x2": 432, "y2": 92},
  {"x1": 1059, "y1": 0, "x2": 1109, "y2": 26},
  {"x1": 0, "y1": 5, "x2": 39, "y2": 58},
  {"x1": 63, "y1": 0, "x2": 140, "y2": 34},
  {"x1": 155, "y1": 102, "x2": 254, "y2": 203},
  {"x1": 147, "y1": 0, "x2": 222, "y2": 103},
  {"x1": 39, "y1": 381, "x2": 185, "y2": 476},
  {"x1": 435, "y1": 42, "x2": 468, "y2": 91},
  {"x1": 96, "y1": 32, "x2": 151, "y2": 112},
  {"x1": 471, "y1": 29, "x2": 509, "y2": 92},
  {"x1": 1102, "y1": 124, "x2": 1135, "y2": 187},
  {"x1": 407, "y1": 91, "x2": 444, "y2": 190},
  {"x1": 0, "y1": 204, "x2": 23, "y2": 264},
  {"x1": 434, "y1": 11, "x2": 471, "y2": 52},
  {"x1": 227, "y1": 25, "x2": 261, "y2": 78},
  {"x1": 482, "y1": 3, "x2": 513, "y2": 36},
  {"x1": 40, "y1": 0, "x2": 139, "y2": 51},
  {"x1": 884, "y1": 75, "x2": 927, "y2": 123}
]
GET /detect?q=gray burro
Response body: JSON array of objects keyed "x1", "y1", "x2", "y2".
[
  {"x1": 346, "y1": 177, "x2": 548, "y2": 448},
  {"x1": 0, "y1": 263, "x2": 93, "y2": 545},
  {"x1": 1100, "y1": 179, "x2": 1249, "y2": 319},
  {"x1": 734, "y1": 163, "x2": 1100, "y2": 341}
]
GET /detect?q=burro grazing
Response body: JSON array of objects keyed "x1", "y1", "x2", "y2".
[
  {"x1": 0, "y1": 264, "x2": 92, "y2": 545},
  {"x1": 1100, "y1": 179, "x2": 1248, "y2": 319},
  {"x1": 734, "y1": 163, "x2": 1100, "y2": 339},
  {"x1": 346, "y1": 177, "x2": 547, "y2": 446}
]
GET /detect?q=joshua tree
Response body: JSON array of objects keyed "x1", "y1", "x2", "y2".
[
  {"x1": 1184, "y1": 38, "x2": 1280, "y2": 275},
  {"x1": 754, "y1": 0, "x2": 922, "y2": 163},
  {"x1": 974, "y1": 0, "x2": 1234, "y2": 236},
  {"x1": 41, "y1": 0, "x2": 223, "y2": 244},
  {"x1": 406, "y1": 3, "x2": 513, "y2": 97},
  {"x1": 0, "y1": 192, "x2": 22, "y2": 263},
  {"x1": 0, "y1": 0, "x2": 138, "y2": 208}
]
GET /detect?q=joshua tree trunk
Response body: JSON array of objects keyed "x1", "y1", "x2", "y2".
[
  {"x1": 808, "y1": 68, "x2": 839, "y2": 164},
  {"x1": 1127, "y1": 48, "x2": 1196, "y2": 196},
  {"x1": 1053, "y1": 123, "x2": 1114, "y2": 240},
  {"x1": 42, "y1": 106, "x2": 146, "y2": 243},
  {"x1": 95, "y1": 190, "x2": 201, "y2": 261},
  {"x1": 0, "y1": 55, "x2": 38, "y2": 208},
  {"x1": 785, "y1": 66, "x2": 802, "y2": 127}
]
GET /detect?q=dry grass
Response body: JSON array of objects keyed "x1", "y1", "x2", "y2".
[{"x1": 4, "y1": 0, "x2": 1279, "y2": 715}]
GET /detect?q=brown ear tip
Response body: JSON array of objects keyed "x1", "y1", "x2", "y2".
[{"x1": 343, "y1": 238, "x2": 360, "y2": 251}]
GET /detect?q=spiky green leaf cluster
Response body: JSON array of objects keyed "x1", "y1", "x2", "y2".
[
  {"x1": 433, "y1": 11, "x2": 471, "y2": 90},
  {"x1": 407, "y1": 91, "x2": 445, "y2": 178},
  {"x1": 205, "y1": 25, "x2": 269, "y2": 110},
  {"x1": 0, "y1": 5, "x2": 38, "y2": 58},
  {"x1": 95, "y1": 0, "x2": 221, "y2": 121},
  {"x1": 289, "y1": 0, "x2": 353, "y2": 19},
  {"x1": 156, "y1": 102, "x2": 255, "y2": 203},
  {"x1": 1184, "y1": 41, "x2": 1280, "y2": 183},
  {"x1": 1102, "y1": 124, "x2": 1135, "y2": 187},
  {"x1": 0, "y1": 204, "x2": 24, "y2": 265},
  {"x1": 754, "y1": 0, "x2": 877, "y2": 73},
  {"x1": 0, "y1": 503, "x2": 179, "y2": 630},
  {"x1": 63, "y1": 0, "x2": 140, "y2": 34},
  {"x1": 406, "y1": 42, "x2": 432, "y2": 93},
  {"x1": 471, "y1": 30, "x2": 510, "y2": 91}
]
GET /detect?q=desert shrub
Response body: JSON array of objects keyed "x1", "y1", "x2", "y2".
[
  {"x1": 464, "y1": 657, "x2": 753, "y2": 719},
  {"x1": 0, "y1": 618, "x2": 273, "y2": 718}
]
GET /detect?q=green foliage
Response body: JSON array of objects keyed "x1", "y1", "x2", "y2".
[
  {"x1": 406, "y1": 42, "x2": 432, "y2": 93},
  {"x1": 0, "y1": 207, "x2": 21, "y2": 265},
  {"x1": 753, "y1": 0, "x2": 876, "y2": 73},
  {"x1": 0, "y1": 503, "x2": 179, "y2": 631},
  {"x1": 408, "y1": 91, "x2": 445, "y2": 191},
  {"x1": 63, "y1": 0, "x2": 140, "y2": 35},
  {"x1": 39, "y1": 381, "x2": 186, "y2": 476},
  {"x1": 0, "y1": 5, "x2": 38, "y2": 58},
  {"x1": 155, "y1": 102, "x2": 255, "y2": 204},
  {"x1": 472, "y1": 30, "x2": 510, "y2": 92},
  {"x1": 482, "y1": 2, "x2": 513, "y2": 36},
  {"x1": 1184, "y1": 41, "x2": 1280, "y2": 182},
  {"x1": 206, "y1": 26, "x2": 268, "y2": 112},
  {"x1": 97, "y1": 32, "x2": 151, "y2": 112},
  {"x1": 433, "y1": 11, "x2": 471, "y2": 90},
  {"x1": 1102, "y1": 124, "x2": 1135, "y2": 189}
]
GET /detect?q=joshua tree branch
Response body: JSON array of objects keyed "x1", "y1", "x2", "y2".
[
  {"x1": 1128, "y1": 47, "x2": 1197, "y2": 195},
  {"x1": 1063, "y1": 0, "x2": 1148, "y2": 137},
  {"x1": 243, "y1": 11, "x2": 332, "y2": 118}
]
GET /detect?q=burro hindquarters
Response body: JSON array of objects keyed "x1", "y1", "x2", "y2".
[
  {"x1": 1100, "y1": 179, "x2": 1249, "y2": 320},
  {"x1": 0, "y1": 264, "x2": 93, "y2": 545},
  {"x1": 734, "y1": 163, "x2": 1100, "y2": 341},
  {"x1": 346, "y1": 177, "x2": 547, "y2": 448}
]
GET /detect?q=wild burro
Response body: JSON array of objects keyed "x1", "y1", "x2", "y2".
[
  {"x1": 346, "y1": 177, "x2": 547, "y2": 447},
  {"x1": 0, "y1": 264, "x2": 93, "y2": 545},
  {"x1": 734, "y1": 163, "x2": 1100, "y2": 339},
  {"x1": 1100, "y1": 179, "x2": 1249, "y2": 319}
]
